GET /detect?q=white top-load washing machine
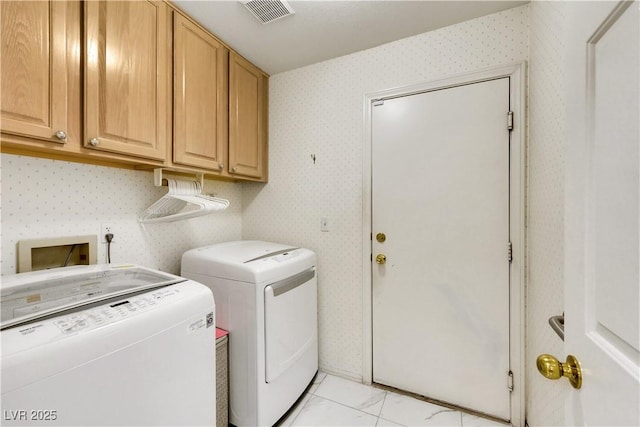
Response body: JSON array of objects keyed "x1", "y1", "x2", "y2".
[
  {"x1": 1, "y1": 264, "x2": 216, "y2": 427},
  {"x1": 181, "y1": 240, "x2": 318, "y2": 427}
]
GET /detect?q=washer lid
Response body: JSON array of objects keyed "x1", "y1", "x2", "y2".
[
  {"x1": 1, "y1": 264, "x2": 184, "y2": 329},
  {"x1": 181, "y1": 240, "x2": 316, "y2": 283}
]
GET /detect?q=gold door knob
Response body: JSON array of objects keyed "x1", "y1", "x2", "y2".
[
  {"x1": 536, "y1": 354, "x2": 582, "y2": 389},
  {"x1": 375, "y1": 254, "x2": 387, "y2": 264},
  {"x1": 376, "y1": 233, "x2": 386, "y2": 243}
]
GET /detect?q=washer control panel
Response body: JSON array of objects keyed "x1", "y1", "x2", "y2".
[{"x1": 51, "y1": 287, "x2": 180, "y2": 334}]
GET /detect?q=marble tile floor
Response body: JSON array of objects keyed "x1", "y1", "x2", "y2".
[{"x1": 277, "y1": 372, "x2": 511, "y2": 427}]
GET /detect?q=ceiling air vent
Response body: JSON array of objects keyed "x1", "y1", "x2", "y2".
[{"x1": 241, "y1": 0, "x2": 295, "y2": 25}]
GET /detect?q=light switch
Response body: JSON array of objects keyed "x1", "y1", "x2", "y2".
[{"x1": 320, "y1": 217, "x2": 329, "y2": 232}]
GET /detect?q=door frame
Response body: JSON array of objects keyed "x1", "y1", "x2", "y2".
[{"x1": 361, "y1": 62, "x2": 526, "y2": 426}]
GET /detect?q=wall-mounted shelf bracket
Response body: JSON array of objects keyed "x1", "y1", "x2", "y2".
[{"x1": 154, "y1": 168, "x2": 204, "y2": 188}]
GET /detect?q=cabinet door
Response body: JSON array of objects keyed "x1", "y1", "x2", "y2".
[
  {"x1": 1, "y1": 1, "x2": 70, "y2": 144},
  {"x1": 84, "y1": 0, "x2": 169, "y2": 161},
  {"x1": 173, "y1": 13, "x2": 228, "y2": 171},
  {"x1": 229, "y1": 52, "x2": 268, "y2": 180}
]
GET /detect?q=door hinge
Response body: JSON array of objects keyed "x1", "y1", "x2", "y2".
[
  {"x1": 508, "y1": 370, "x2": 514, "y2": 392},
  {"x1": 507, "y1": 111, "x2": 514, "y2": 131},
  {"x1": 508, "y1": 241, "x2": 513, "y2": 264},
  {"x1": 373, "y1": 99, "x2": 384, "y2": 107}
]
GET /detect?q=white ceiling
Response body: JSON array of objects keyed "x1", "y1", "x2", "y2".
[{"x1": 172, "y1": 1, "x2": 528, "y2": 75}]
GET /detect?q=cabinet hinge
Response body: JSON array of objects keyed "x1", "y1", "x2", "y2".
[
  {"x1": 508, "y1": 241, "x2": 513, "y2": 264},
  {"x1": 507, "y1": 111, "x2": 514, "y2": 131},
  {"x1": 508, "y1": 370, "x2": 514, "y2": 392},
  {"x1": 373, "y1": 99, "x2": 384, "y2": 107}
]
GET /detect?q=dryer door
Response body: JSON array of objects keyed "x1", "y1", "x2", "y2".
[{"x1": 264, "y1": 267, "x2": 317, "y2": 383}]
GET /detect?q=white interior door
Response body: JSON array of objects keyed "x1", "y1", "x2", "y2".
[
  {"x1": 564, "y1": 1, "x2": 639, "y2": 425},
  {"x1": 372, "y1": 78, "x2": 511, "y2": 420}
]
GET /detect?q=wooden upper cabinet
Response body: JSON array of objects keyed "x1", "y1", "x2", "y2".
[
  {"x1": 1, "y1": 1, "x2": 72, "y2": 145},
  {"x1": 2, "y1": 1, "x2": 269, "y2": 181},
  {"x1": 229, "y1": 52, "x2": 268, "y2": 181},
  {"x1": 84, "y1": 0, "x2": 170, "y2": 161},
  {"x1": 173, "y1": 12, "x2": 228, "y2": 171}
]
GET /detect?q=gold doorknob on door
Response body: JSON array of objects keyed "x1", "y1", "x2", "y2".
[
  {"x1": 375, "y1": 254, "x2": 387, "y2": 264},
  {"x1": 376, "y1": 233, "x2": 386, "y2": 243},
  {"x1": 536, "y1": 354, "x2": 582, "y2": 389}
]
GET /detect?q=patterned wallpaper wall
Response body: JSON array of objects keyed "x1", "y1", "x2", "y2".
[
  {"x1": 526, "y1": 1, "x2": 567, "y2": 425},
  {"x1": 1, "y1": 154, "x2": 242, "y2": 276},
  {"x1": 242, "y1": 5, "x2": 530, "y2": 381},
  {"x1": 0, "y1": 4, "x2": 569, "y2": 424}
]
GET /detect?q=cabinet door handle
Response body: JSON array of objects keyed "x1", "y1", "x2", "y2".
[
  {"x1": 55, "y1": 130, "x2": 67, "y2": 142},
  {"x1": 89, "y1": 138, "x2": 99, "y2": 147},
  {"x1": 219, "y1": 164, "x2": 224, "y2": 170},
  {"x1": 231, "y1": 166, "x2": 237, "y2": 173}
]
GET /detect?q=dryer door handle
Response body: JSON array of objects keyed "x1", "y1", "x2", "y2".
[{"x1": 268, "y1": 267, "x2": 316, "y2": 297}]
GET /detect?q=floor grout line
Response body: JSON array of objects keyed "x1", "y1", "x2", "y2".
[
  {"x1": 376, "y1": 390, "x2": 389, "y2": 418},
  {"x1": 309, "y1": 393, "x2": 381, "y2": 419},
  {"x1": 290, "y1": 372, "x2": 508, "y2": 427}
]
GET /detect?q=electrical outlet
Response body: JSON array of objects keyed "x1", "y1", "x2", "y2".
[{"x1": 101, "y1": 223, "x2": 115, "y2": 242}]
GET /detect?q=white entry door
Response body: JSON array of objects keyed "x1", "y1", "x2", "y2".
[
  {"x1": 372, "y1": 78, "x2": 511, "y2": 420},
  {"x1": 563, "y1": 1, "x2": 639, "y2": 425}
]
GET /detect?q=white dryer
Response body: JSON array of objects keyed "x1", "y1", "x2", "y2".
[
  {"x1": 1, "y1": 264, "x2": 216, "y2": 426},
  {"x1": 181, "y1": 240, "x2": 318, "y2": 427}
]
